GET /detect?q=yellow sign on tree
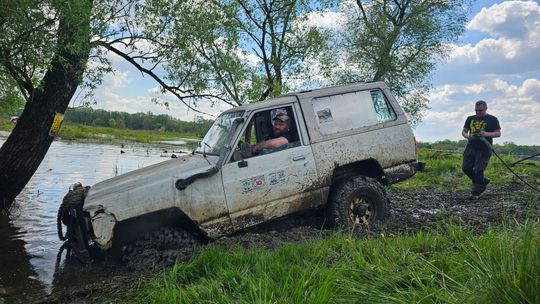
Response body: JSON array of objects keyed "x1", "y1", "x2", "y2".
[{"x1": 49, "y1": 112, "x2": 64, "y2": 137}]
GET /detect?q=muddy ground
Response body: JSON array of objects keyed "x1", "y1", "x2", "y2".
[{"x1": 29, "y1": 185, "x2": 539, "y2": 304}]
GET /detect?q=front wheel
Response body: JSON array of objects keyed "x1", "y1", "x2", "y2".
[
  {"x1": 120, "y1": 226, "x2": 203, "y2": 270},
  {"x1": 327, "y1": 175, "x2": 389, "y2": 228}
]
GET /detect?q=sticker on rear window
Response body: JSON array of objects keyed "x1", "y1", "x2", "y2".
[{"x1": 317, "y1": 108, "x2": 333, "y2": 123}]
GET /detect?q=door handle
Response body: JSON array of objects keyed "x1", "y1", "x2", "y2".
[{"x1": 293, "y1": 155, "x2": 306, "y2": 161}]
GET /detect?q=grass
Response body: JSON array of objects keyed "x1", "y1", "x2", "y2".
[
  {"x1": 393, "y1": 149, "x2": 540, "y2": 192},
  {"x1": 0, "y1": 117, "x2": 14, "y2": 132},
  {"x1": 0, "y1": 117, "x2": 201, "y2": 145},
  {"x1": 59, "y1": 124, "x2": 199, "y2": 144},
  {"x1": 122, "y1": 220, "x2": 539, "y2": 304}
]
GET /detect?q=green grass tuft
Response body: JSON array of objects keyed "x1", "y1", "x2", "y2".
[
  {"x1": 393, "y1": 149, "x2": 540, "y2": 192},
  {"x1": 121, "y1": 220, "x2": 540, "y2": 304}
]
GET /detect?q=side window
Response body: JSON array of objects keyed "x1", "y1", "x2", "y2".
[
  {"x1": 370, "y1": 90, "x2": 396, "y2": 122},
  {"x1": 312, "y1": 89, "x2": 396, "y2": 135},
  {"x1": 239, "y1": 120, "x2": 257, "y2": 145},
  {"x1": 231, "y1": 106, "x2": 299, "y2": 162}
]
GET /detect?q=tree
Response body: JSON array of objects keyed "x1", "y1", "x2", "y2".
[
  {"x1": 0, "y1": 0, "x2": 93, "y2": 211},
  {"x1": 327, "y1": 0, "x2": 470, "y2": 125},
  {"x1": 163, "y1": 0, "x2": 328, "y2": 106},
  {"x1": 0, "y1": 0, "x2": 329, "y2": 212},
  {"x1": 0, "y1": 74, "x2": 24, "y2": 116}
]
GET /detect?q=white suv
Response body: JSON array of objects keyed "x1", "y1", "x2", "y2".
[{"x1": 58, "y1": 82, "x2": 418, "y2": 262}]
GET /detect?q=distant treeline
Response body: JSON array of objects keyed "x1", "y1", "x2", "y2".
[
  {"x1": 64, "y1": 107, "x2": 213, "y2": 137},
  {"x1": 420, "y1": 139, "x2": 540, "y2": 157}
]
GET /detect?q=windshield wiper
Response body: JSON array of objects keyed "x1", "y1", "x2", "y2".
[{"x1": 202, "y1": 141, "x2": 211, "y2": 158}]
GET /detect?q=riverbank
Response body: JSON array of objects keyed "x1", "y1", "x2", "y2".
[{"x1": 0, "y1": 118, "x2": 201, "y2": 146}]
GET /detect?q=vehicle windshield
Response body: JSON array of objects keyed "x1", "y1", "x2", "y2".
[{"x1": 195, "y1": 111, "x2": 244, "y2": 156}]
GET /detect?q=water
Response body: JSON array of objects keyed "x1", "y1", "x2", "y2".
[{"x1": 0, "y1": 137, "x2": 192, "y2": 302}]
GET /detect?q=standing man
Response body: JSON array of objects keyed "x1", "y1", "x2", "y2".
[{"x1": 462, "y1": 100, "x2": 501, "y2": 199}]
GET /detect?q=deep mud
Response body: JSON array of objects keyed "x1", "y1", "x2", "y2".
[{"x1": 29, "y1": 186, "x2": 539, "y2": 304}]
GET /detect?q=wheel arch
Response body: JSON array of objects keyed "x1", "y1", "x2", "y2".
[
  {"x1": 330, "y1": 159, "x2": 386, "y2": 186},
  {"x1": 323, "y1": 159, "x2": 386, "y2": 207},
  {"x1": 109, "y1": 207, "x2": 204, "y2": 255}
]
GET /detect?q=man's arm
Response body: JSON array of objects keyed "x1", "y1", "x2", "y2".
[
  {"x1": 462, "y1": 128, "x2": 471, "y2": 139},
  {"x1": 479, "y1": 129, "x2": 501, "y2": 138},
  {"x1": 252, "y1": 137, "x2": 289, "y2": 154}
]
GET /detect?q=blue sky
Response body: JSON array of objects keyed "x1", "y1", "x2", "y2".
[{"x1": 89, "y1": 0, "x2": 540, "y2": 145}]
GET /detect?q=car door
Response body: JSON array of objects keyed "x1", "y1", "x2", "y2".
[{"x1": 221, "y1": 103, "x2": 323, "y2": 230}]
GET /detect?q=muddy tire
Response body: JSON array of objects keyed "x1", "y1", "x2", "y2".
[
  {"x1": 57, "y1": 184, "x2": 89, "y2": 241},
  {"x1": 120, "y1": 226, "x2": 202, "y2": 270},
  {"x1": 327, "y1": 175, "x2": 389, "y2": 228}
]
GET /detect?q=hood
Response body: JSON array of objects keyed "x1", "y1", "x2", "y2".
[{"x1": 83, "y1": 153, "x2": 217, "y2": 218}]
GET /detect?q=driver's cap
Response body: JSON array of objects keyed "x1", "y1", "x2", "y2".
[{"x1": 273, "y1": 113, "x2": 289, "y2": 123}]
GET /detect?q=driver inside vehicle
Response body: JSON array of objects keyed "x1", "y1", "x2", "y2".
[{"x1": 251, "y1": 112, "x2": 294, "y2": 155}]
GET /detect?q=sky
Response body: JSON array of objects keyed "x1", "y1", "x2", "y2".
[{"x1": 87, "y1": 0, "x2": 540, "y2": 145}]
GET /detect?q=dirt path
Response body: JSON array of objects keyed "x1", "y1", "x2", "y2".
[{"x1": 31, "y1": 186, "x2": 539, "y2": 304}]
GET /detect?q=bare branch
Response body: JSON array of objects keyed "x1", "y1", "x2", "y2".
[
  {"x1": 238, "y1": 0, "x2": 263, "y2": 29},
  {"x1": 0, "y1": 50, "x2": 34, "y2": 102},
  {"x1": 196, "y1": 42, "x2": 240, "y2": 107},
  {"x1": 97, "y1": 41, "x2": 218, "y2": 116}
]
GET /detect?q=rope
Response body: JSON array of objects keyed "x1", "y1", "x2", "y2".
[
  {"x1": 57, "y1": 198, "x2": 68, "y2": 241},
  {"x1": 478, "y1": 137, "x2": 540, "y2": 192},
  {"x1": 510, "y1": 152, "x2": 540, "y2": 167}
]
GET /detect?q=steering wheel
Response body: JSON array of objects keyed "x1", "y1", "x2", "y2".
[{"x1": 238, "y1": 141, "x2": 252, "y2": 158}]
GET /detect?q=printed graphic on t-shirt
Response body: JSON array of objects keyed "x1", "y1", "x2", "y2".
[{"x1": 469, "y1": 119, "x2": 486, "y2": 134}]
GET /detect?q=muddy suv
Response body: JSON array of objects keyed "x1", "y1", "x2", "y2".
[{"x1": 58, "y1": 82, "x2": 418, "y2": 262}]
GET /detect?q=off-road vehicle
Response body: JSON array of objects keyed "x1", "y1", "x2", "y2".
[{"x1": 58, "y1": 82, "x2": 418, "y2": 262}]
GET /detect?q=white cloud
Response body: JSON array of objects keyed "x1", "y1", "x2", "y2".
[
  {"x1": 467, "y1": 1, "x2": 540, "y2": 38},
  {"x1": 104, "y1": 70, "x2": 130, "y2": 89},
  {"x1": 417, "y1": 77, "x2": 540, "y2": 145},
  {"x1": 95, "y1": 87, "x2": 226, "y2": 121},
  {"x1": 437, "y1": 1, "x2": 540, "y2": 82},
  {"x1": 426, "y1": 1, "x2": 540, "y2": 145},
  {"x1": 463, "y1": 83, "x2": 488, "y2": 95},
  {"x1": 304, "y1": 10, "x2": 346, "y2": 31},
  {"x1": 236, "y1": 49, "x2": 261, "y2": 67}
]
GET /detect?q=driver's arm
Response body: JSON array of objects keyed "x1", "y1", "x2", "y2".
[{"x1": 252, "y1": 136, "x2": 288, "y2": 154}]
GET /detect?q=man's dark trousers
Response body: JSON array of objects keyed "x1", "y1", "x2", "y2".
[{"x1": 462, "y1": 146, "x2": 492, "y2": 194}]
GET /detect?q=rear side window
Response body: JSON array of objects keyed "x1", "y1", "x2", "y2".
[
  {"x1": 312, "y1": 89, "x2": 396, "y2": 135},
  {"x1": 370, "y1": 89, "x2": 396, "y2": 122}
]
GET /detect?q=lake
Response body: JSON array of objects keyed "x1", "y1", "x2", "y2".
[{"x1": 0, "y1": 137, "x2": 192, "y2": 302}]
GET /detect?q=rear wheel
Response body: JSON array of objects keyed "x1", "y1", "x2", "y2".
[{"x1": 327, "y1": 175, "x2": 389, "y2": 228}]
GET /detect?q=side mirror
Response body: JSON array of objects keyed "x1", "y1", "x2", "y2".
[{"x1": 238, "y1": 160, "x2": 248, "y2": 168}]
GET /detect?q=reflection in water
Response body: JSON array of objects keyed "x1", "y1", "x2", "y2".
[
  {"x1": 0, "y1": 138, "x2": 189, "y2": 302},
  {"x1": 0, "y1": 215, "x2": 48, "y2": 302}
]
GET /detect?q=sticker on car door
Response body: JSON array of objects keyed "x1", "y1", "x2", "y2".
[{"x1": 240, "y1": 170, "x2": 286, "y2": 193}]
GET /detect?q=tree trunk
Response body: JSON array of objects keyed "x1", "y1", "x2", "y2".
[{"x1": 0, "y1": 2, "x2": 92, "y2": 212}]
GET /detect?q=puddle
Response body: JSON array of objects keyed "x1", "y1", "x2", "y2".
[{"x1": 0, "y1": 138, "x2": 191, "y2": 302}]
